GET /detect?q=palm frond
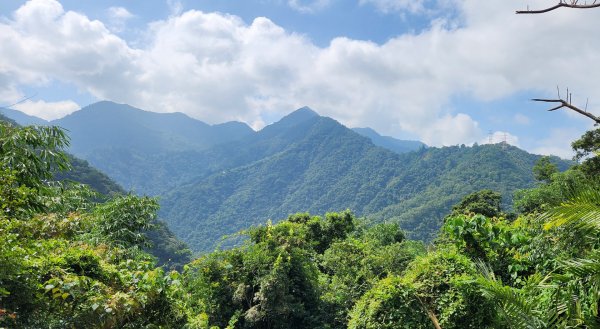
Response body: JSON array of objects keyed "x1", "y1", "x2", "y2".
[{"x1": 477, "y1": 262, "x2": 552, "y2": 329}]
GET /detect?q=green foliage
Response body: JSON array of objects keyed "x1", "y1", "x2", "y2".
[
  {"x1": 347, "y1": 276, "x2": 428, "y2": 329},
  {"x1": 572, "y1": 127, "x2": 600, "y2": 176},
  {"x1": 0, "y1": 123, "x2": 186, "y2": 328},
  {"x1": 513, "y1": 169, "x2": 587, "y2": 214},
  {"x1": 92, "y1": 194, "x2": 159, "y2": 249},
  {"x1": 443, "y1": 214, "x2": 532, "y2": 284},
  {"x1": 532, "y1": 156, "x2": 558, "y2": 183},
  {"x1": 0, "y1": 122, "x2": 70, "y2": 188},
  {"x1": 320, "y1": 223, "x2": 425, "y2": 327},
  {"x1": 182, "y1": 214, "x2": 333, "y2": 329},
  {"x1": 477, "y1": 179, "x2": 600, "y2": 328},
  {"x1": 348, "y1": 248, "x2": 497, "y2": 329},
  {"x1": 448, "y1": 189, "x2": 503, "y2": 218},
  {"x1": 5, "y1": 106, "x2": 599, "y2": 328},
  {"x1": 0, "y1": 169, "x2": 39, "y2": 219}
]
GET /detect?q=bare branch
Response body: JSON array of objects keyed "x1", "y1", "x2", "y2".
[
  {"x1": 531, "y1": 98, "x2": 600, "y2": 124},
  {"x1": 516, "y1": 1, "x2": 600, "y2": 14}
]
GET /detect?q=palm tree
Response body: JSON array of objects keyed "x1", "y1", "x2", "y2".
[{"x1": 478, "y1": 181, "x2": 600, "y2": 328}]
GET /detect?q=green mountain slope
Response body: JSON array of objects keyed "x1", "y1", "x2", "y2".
[
  {"x1": 54, "y1": 155, "x2": 125, "y2": 195},
  {"x1": 160, "y1": 113, "x2": 570, "y2": 251},
  {"x1": 352, "y1": 127, "x2": 426, "y2": 154}
]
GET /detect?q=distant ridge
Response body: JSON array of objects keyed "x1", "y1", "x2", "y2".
[
  {"x1": 53, "y1": 101, "x2": 254, "y2": 154},
  {"x1": 0, "y1": 107, "x2": 48, "y2": 126},
  {"x1": 352, "y1": 127, "x2": 426, "y2": 154}
]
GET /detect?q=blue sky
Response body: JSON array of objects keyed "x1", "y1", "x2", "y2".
[{"x1": 0, "y1": 0, "x2": 598, "y2": 157}]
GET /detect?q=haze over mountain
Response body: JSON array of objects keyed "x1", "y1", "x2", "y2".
[
  {"x1": 1, "y1": 102, "x2": 571, "y2": 252},
  {"x1": 352, "y1": 127, "x2": 425, "y2": 154},
  {"x1": 0, "y1": 107, "x2": 48, "y2": 126}
]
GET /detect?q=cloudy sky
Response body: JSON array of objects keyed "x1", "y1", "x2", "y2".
[{"x1": 0, "y1": 0, "x2": 599, "y2": 157}]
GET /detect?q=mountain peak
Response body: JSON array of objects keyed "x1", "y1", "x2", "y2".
[
  {"x1": 295, "y1": 106, "x2": 318, "y2": 116},
  {"x1": 271, "y1": 106, "x2": 320, "y2": 129}
]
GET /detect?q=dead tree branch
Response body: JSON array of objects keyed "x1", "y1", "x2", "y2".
[
  {"x1": 532, "y1": 96, "x2": 600, "y2": 124},
  {"x1": 517, "y1": 0, "x2": 600, "y2": 14}
]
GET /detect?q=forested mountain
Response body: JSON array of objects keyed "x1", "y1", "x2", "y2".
[
  {"x1": 2, "y1": 103, "x2": 571, "y2": 252},
  {"x1": 1, "y1": 103, "x2": 427, "y2": 195},
  {"x1": 159, "y1": 109, "x2": 570, "y2": 251},
  {"x1": 352, "y1": 127, "x2": 426, "y2": 153},
  {"x1": 53, "y1": 155, "x2": 125, "y2": 196}
]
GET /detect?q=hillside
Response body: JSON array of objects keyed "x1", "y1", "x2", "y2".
[
  {"x1": 160, "y1": 111, "x2": 570, "y2": 251},
  {"x1": 352, "y1": 127, "x2": 426, "y2": 154}
]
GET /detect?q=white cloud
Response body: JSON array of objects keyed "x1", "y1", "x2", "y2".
[
  {"x1": 107, "y1": 6, "x2": 134, "y2": 32},
  {"x1": 288, "y1": 0, "x2": 333, "y2": 13},
  {"x1": 421, "y1": 113, "x2": 481, "y2": 146},
  {"x1": 480, "y1": 131, "x2": 520, "y2": 147},
  {"x1": 1, "y1": 0, "x2": 600, "y2": 151},
  {"x1": 108, "y1": 7, "x2": 133, "y2": 20},
  {"x1": 13, "y1": 99, "x2": 79, "y2": 120}
]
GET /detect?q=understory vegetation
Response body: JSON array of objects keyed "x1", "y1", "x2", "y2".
[{"x1": 2, "y1": 116, "x2": 600, "y2": 328}]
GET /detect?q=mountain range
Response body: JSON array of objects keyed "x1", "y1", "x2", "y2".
[{"x1": 1, "y1": 102, "x2": 571, "y2": 252}]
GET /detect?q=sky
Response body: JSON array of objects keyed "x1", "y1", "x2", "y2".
[{"x1": 0, "y1": 0, "x2": 599, "y2": 158}]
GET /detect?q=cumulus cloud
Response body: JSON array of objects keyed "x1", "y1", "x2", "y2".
[
  {"x1": 421, "y1": 113, "x2": 481, "y2": 146},
  {"x1": 1, "y1": 0, "x2": 600, "y2": 150},
  {"x1": 13, "y1": 99, "x2": 80, "y2": 120},
  {"x1": 108, "y1": 6, "x2": 133, "y2": 20}
]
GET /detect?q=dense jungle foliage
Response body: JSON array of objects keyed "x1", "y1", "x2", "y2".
[{"x1": 2, "y1": 116, "x2": 600, "y2": 328}]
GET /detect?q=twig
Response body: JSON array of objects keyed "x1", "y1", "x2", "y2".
[
  {"x1": 516, "y1": 1, "x2": 600, "y2": 14},
  {"x1": 532, "y1": 98, "x2": 600, "y2": 124}
]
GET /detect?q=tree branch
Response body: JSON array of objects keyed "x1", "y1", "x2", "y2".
[
  {"x1": 517, "y1": 1, "x2": 600, "y2": 14},
  {"x1": 532, "y1": 98, "x2": 600, "y2": 124}
]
